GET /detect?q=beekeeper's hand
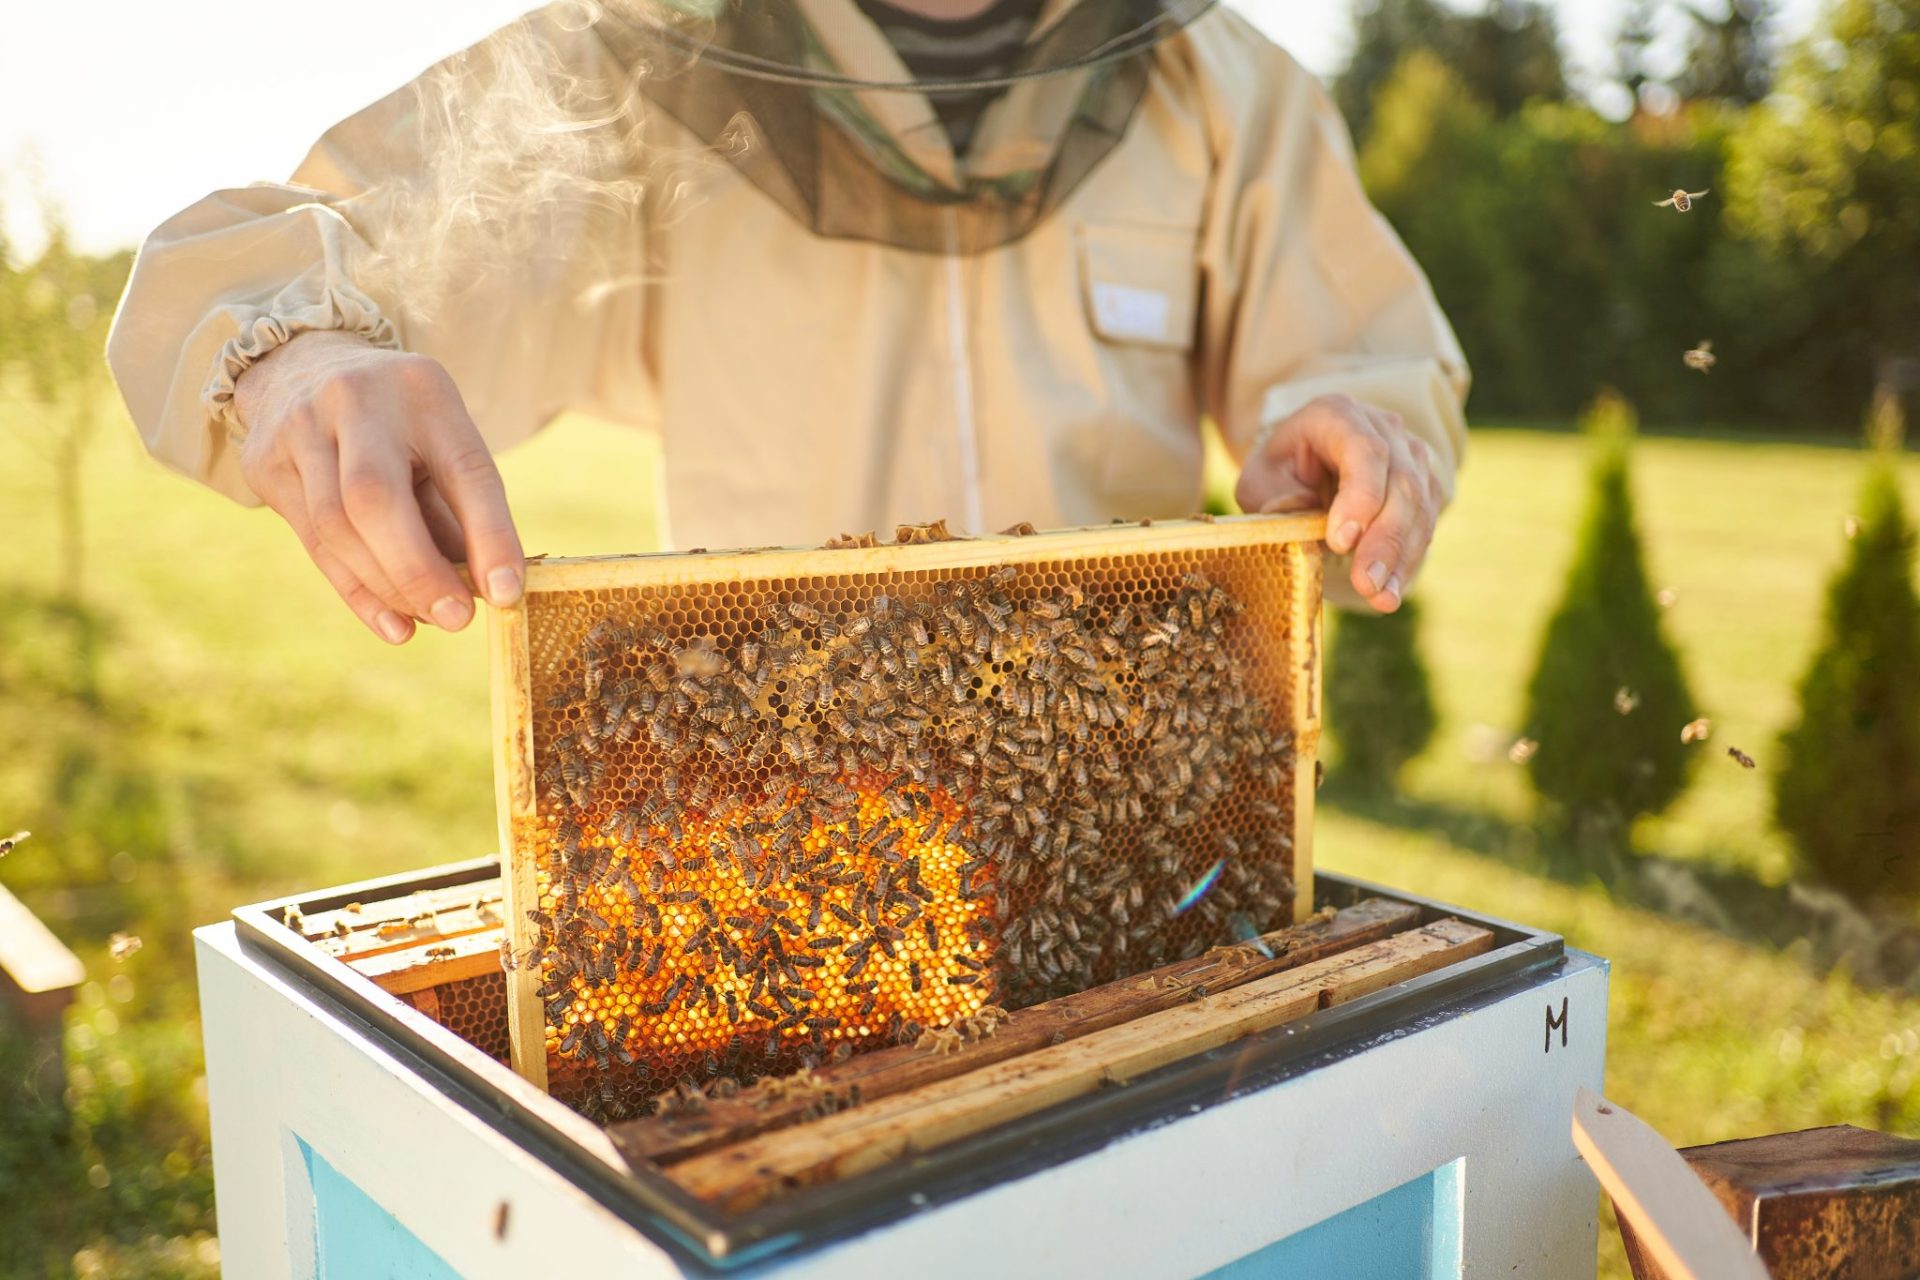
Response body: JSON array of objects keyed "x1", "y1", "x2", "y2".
[
  {"x1": 234, "y1": 331, "x2": 526, "y2": 644},
  {"x1": 1233, "y1": 394, "x2": 1447, "y2": 614}
]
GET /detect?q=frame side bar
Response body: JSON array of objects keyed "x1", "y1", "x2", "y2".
[{"x1": 490, "y1": 600, "x2": 550, "y2": 1090}]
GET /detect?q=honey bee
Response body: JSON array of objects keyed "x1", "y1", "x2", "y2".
[
  {"x1": 1507, "y1": 737, "x2": 1539, "y2": 765},
  {"x1": 424, "y1": 945, "x2": 456, "y2": 960},
  {"x1": 1613, "y1": 687, "x2": 1640, "y2": 715},
  {"x1": 1683, "y1": 341, "x2": 1716, "y2": 373},
  {"x1": 1680, "y1": 718, "x2": 1712, "y2": 744},
  {"x1": 109, "y1": 932, "x2": 143, "y2": 962},
  {"x1": 1654, "y1": 188, "x2": 1709, "y2": 212},
  {"x1": 1727, "y1": 746, "x2": 1757, "y2": 769},
  {"x1": 673, "y1": 645, "x2": 726, "y2": 679},
  {"x1": 493, "y1": 1200, "x2": 511, "y2": 1242},
  {"x1": 282, "y1": 905, "x2": 306, "y2": 933}
]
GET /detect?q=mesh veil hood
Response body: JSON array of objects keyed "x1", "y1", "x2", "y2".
[{"x1": 593, "y1": 0, "x2": 1218, "y2": 253}]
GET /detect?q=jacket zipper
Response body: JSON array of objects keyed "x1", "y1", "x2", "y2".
[{"x1": 943, "y1": 209, "x2": 986, "y2": 535}]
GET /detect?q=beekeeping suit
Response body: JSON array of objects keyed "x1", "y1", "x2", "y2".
[{"x1": 108, "y1": 0, "x2": 1466, "y2": 570}]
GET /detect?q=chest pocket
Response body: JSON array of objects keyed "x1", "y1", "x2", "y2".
[
  {"x1": 1076, "y1": 222, "x2": 1199, "y2": 351},
  {"x1": 1074, "y1": 221, "x2": 1203, "y2": 512}
]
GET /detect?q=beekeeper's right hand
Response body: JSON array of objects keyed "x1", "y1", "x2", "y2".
[{"x1": 233, "y1": 331, "x2": 526, "y2": 644}]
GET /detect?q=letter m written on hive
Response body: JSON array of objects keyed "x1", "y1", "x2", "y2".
[{"x1": 1544, "y1": 996, "x2": 1568, "y2": 1053}]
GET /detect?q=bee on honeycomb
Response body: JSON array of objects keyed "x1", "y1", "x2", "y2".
[{"x1": 519, "y1": 543, "x2": 1301, "y2": 1120}]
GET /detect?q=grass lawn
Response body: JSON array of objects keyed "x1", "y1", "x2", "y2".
[{"x1": 2, "y1": 404, "x2": 1918, "y2": 1277}]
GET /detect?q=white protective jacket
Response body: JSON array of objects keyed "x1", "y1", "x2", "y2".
[{"x1": 107, "y1": 2, "x2": 1469, "y2": 552}]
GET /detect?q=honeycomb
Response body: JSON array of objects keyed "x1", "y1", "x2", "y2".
[
  {"x1": 428, "y1": 971, "x2": 511, "y2": 1064},
  {"x1": 499, "y1": 521, "x2": 1317, "y2": 1122}
]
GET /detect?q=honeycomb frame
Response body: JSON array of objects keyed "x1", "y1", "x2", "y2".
[{"x1": 489, "y1": 515, "x2": 1325, "y2": 1101}]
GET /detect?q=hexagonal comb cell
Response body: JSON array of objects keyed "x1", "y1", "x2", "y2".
[{"x1": 492, "y1": 518, "x2": 1322, "y2": 1122}]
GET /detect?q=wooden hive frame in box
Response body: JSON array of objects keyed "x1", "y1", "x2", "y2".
[{"x1": 487, "y1": 514, "x2": 1325, "y2": 1114}]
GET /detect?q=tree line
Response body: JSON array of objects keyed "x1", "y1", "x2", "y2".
[
  {"x1": 1330, "y1": 390, "x2": 1920, "y2": 912},
  {"x1": 1337, "y1": 0, "x2": 1919, "y2": 434}
]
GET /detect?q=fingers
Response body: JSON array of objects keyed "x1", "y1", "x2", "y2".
[
  {"x1": 417, "y1": 403, "x2": 525, "y2": 607},
  {"x1": 286, "y1": 429, "x2": 415, "y2": 619},
  {"x1": 1349, "y1": 425, "x2": 1439, "y2": 613},
  {"x1": 251, "y1": 461, "x2": 416, "y2": 644},
  {"x1": 1287, "y1": 396, "x2": 1390, "y2": 556},
  {"x1": 336, "y1": 431, "x2": 477, "y2": 632}
]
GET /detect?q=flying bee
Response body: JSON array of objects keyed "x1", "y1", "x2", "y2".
[
  {"x1": 1613, "y1": 687, "x2": 1640, "y2": 715},
  {"x1": 1654, "y1": 188, "x2": 1709, "y2": 212},
  {"x1": 1683, "y1": 340, "x2": 1716, "y2": 373},
  {"x1": 1507, "y1": 737, "x2": 1539, "y2": 765},
  {"x1": 1727, "y1": 745, "x2": 1757, "y2": 769},
  {"x1": 1680, "y1": 717, "x2": 1712, "y2": 744},
  {"x1": 110, "y1": 932, "x2": 144, "y2": 962}
]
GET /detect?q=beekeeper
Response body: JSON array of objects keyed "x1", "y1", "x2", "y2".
[{"x1": 107, "y1": 0, "x2": 1466, "y2": 646}]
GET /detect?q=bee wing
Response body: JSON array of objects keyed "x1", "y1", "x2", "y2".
[
  {"x1": 1690, "y1": 189, "x2": 1710, "y2": 198},
  {"x1": 1654, "y1": 197, "x2": 1676, "y2": 207}
]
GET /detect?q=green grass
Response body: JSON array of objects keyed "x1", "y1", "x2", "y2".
[{"x1": 3, "y1": 405, "x2": 1919, "y2": 1277}]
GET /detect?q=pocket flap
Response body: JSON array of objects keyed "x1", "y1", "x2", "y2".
[{"x1": 1075, "y1": 222, "x2": 1198, "y2": 352}]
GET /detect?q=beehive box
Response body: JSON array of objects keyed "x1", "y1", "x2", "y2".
[{"x1": 488, "y1": 515, "x2": 1324, "y2": 1118}]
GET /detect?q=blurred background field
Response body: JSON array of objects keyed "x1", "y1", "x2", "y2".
[
  {"x1": 5, "y1": 409, "x2": 1920, "y2": 1277},
  {"x1": 2, "y1": 0, "x2": 1918, "y2": 1275}
]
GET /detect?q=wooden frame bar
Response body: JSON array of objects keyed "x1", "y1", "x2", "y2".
[
  {"x1": 610, "y1": 898, "x2": 1415, "y2": 1167},
  {"x1": 666, "y1": 918, "x2": 1493, "y2": 1213},
  {"x1": 490, "y1": 601, "x2": 547, "y2": 1090}
]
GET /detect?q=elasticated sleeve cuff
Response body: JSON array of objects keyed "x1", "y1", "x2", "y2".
[{"x1": 202, "y1": 281, "x2": 399, "y2": 442}]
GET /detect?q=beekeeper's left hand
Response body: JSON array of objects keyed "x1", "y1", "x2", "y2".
[{"x1": 1233, "y1": 393, "x2": 1448, "y2": 614}]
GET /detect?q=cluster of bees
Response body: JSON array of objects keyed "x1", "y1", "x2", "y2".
[{"x1": 524, "y1": 562, "x2": 1296, "y2": 1121}]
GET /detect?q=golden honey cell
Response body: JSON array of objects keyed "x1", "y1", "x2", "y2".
[{"x1": 497, "y1": 521, "x2": 1319, "y2": 1122}]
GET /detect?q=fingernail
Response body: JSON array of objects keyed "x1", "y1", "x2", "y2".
[
  {"x1": 486, "y1": 566, "x2": 523, "y2": 607},
  {"x1": 431, "y1": 595, "x2": 474, "y2": 631},
  {"x1": 1332, "y1": 521, "x2": 1361, "y2": 554},
  {"x1": 376, "y1": 611, "x2": 412, "y2": 645},
  {"x1": 1383, "y1": 574, "x2": 1403, "y2": 607},
  {"x1": 1366, "y1": 560, "x2": 1390, "y2": 591}
]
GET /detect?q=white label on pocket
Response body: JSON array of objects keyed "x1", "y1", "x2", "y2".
[{"x1": 1092, "y1": 282, "x2": 1172, "y2": 343}]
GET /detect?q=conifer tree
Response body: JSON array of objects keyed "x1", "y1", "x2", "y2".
[
  {"x1": 1522, "y1": 394, "x2": 1697, "y2": 850},
  {"x1": 1325, "y1": 598, "x2": 1438, "y2": 793},
  {"x1": 1775, "y1": 391, "x2": 1920, "y2": 901}
]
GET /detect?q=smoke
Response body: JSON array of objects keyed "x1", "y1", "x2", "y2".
[{"x1": 348, "y1": 1, "x2": 723, "y2": 324}]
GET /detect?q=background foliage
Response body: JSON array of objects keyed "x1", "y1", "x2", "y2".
[
  {"x1": 1343, "y1": 0, "x2": 1919, "y2": 431},
  {"x1": 1522, "y1": 395, "x2": 1698, "y2": 852},
  {"x1": 2, "y1": 1, "x2": 1919, "y2": 1276},
  {"x1": 1775, "y1": 396, "x2": 1920, "y2": 900},
  {"x1": 1325, "y1": 599, "x2": 1439, "y2": 792}
]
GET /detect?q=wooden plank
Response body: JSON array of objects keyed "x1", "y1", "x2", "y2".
[
  {"x1": 490, "y1": 599, "x2": 548, "y2": 1091},
  {"x1": 1572, "y1": 1087, "x2": 1769, "y2": 1280},
  {"x1": 0, "y1": 883, "x2": 84, "y2": 998},
  {"x1": 522, "y1": 514, "x2": 1327, "y2": 594},
  {"x1": 353, "y1": 930, "x2": 505, "y2": 996},
  {"x1": 1621, "y1": 1125, "x2": 1920, "y2": 1280},
  {"x1": 1287, "y1": 539, "x2": 1323, "y2": 923},
  {"x1": 665, "y1": 918, "x2": 1491, "y2": 1212},
  {"x1": 305, "y1": 884, "x2": 507, "y2": 962},
  {"x1": 609, "y1": 898, "x2": 1418, "y2": 1167},
  {"x1": 303, "y1": 878, "x2": 504, "y2": 935}
]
